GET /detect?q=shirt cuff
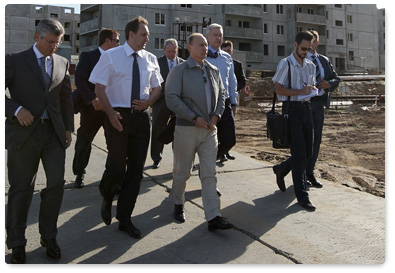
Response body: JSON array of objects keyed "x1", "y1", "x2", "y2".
[{"x1": 14, "y1": 106, "x2": 22, "y2": 117}]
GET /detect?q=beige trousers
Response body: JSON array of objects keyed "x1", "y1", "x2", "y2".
[{"x1": 170, "y1": 125, "x2": 221, "y2": 221}]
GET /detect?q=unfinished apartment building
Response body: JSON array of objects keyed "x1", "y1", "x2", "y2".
[{"x1": 78, "y1": 4, "x2": 381, "y2": 74}]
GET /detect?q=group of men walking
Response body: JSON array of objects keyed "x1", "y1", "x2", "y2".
[{"x1": 5, "y1": 15, "x2": 338, "y2": 264}]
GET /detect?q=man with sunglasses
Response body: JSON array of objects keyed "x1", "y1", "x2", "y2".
[
  {"x1": 271, "y1": 31, "x2": 317, "y2": 211},
  {"x1": 72, "y1": 28, "x2": 120, "y2": 188}
]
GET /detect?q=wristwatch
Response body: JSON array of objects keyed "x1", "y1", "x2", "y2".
[{"x1": 192, "y1": 115, "x2": 198, "y2": 124}]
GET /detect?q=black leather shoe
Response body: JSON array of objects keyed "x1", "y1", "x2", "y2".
[
  {"x1": 153, "y1": 160, "x2": 161, "y2": 169},
  {"x1": 174, "y1": 204, "x2": 185, "y2": 223},
  {"x1": 307, "y1": 175, "x2": 323, "y2": 188},
  {"x1": 298, "y1": 199, "x2": 316, "y2": 211},
  {"x1": 101, "y1": 198, "x2": 112, "y2": 225},
  {"x1": 10, "y1": 246, "x2": 26, "y2": 264},
  {"x1": 273, "y1": 164, "x2": 286, "y2": 192},
  {"x1": 219, "y1": 155, "x2": 228, "y2": 163},
  {"x1": 118, "y1": 220, "x2": 142, "y2": 239},
  {"x1": 226, "y1": 152, "x2": 235, "y2": 160},
  {"x1": 74, "y1": 172, "x2": 85, "y2": 188},
  {"x1": 208, "y1": 216, "x2": 233, "y2": 231},
  {"x1": 40, "y1": 237, "x2": 61, "y2": 259},
  {"x1": 216, "y1": 188, "x2": 222, "y2": 197}
]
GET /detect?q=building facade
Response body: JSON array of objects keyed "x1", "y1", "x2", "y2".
[
  {"x1": 78, "y1": 4, "x2": 382, "y2": 75},
  {"x1": 5, "y1": 4, "x2": 80, "y2": 60}
]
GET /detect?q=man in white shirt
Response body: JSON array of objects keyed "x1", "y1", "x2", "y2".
[{"x1": 89, "y1": 16, "x2": 163, "y2": 238}]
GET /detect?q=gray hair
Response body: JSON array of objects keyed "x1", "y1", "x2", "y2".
[
  {"x1": 206, "y1": 23, "x2": 222, "y2": 36},
  {"x1": 35, "y1": 18, "x2": 64, "y2": 38},
  {"x1": 164, "y1": 38, "x2": 178, "y2": 49}
]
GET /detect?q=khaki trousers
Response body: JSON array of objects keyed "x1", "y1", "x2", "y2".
[{"x1": 170, "y1": 125, "x2": 221, "y2": 221}]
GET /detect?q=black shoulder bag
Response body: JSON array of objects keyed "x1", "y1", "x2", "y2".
[{"x1": 266, "y1": 60, "x2": 291, "y2": 149}]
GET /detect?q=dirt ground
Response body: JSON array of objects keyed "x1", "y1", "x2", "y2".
[{"x1": 233, "y1": 104, "x2": 385, "y2": 198}]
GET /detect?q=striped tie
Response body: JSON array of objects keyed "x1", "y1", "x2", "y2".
[
  {"x1": 39, "y1": 56, "x2": 50, "y2": 118},
  {"x1": 169, "y1": 60, "x2": 175, "y2": 70},
  {"x1": 312, "y1": 55, "x2": 321, "y2": 86}
]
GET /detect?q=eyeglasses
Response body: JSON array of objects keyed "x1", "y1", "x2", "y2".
[
  {"x1": 42, "y1": 37, "x2": 62, "y2": 46},
  {"x1": 299, "y1": 46, "x2": 312, "y2": 52},
  {"x1": 110, "y1": 38, "x2": 120, "y2": 43}
]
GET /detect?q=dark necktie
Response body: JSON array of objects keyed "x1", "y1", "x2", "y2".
[
  {"x1": 132, "y1": 52, "x2": 140, "y2": 103},
  {"x1": 39, "y1": 56, "x2": 50, "y2": 118},
  {"x1": 207, "y1": 50, "x2": 218, "y2": 58},
  {"x1": 312, "y1": 55, "x2": 321, "y2": 85}
]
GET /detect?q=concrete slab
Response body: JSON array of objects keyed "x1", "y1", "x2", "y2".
[{"x1": 4, "y1": 115, "x2": 385, "y2": 264}]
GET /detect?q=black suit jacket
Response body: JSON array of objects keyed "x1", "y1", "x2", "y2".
[
  {"x1": 5, "y1": 47, "x2": 74, "y2": 150},
  {"x1": 233, "y1": 59, "x2": 247, "y2": 91},
  {"x1": 157, "y1": 55, "x2": 184, "y2": 95},
  {"x1": 72, "y1": 48, "x2": 101, "y2": 113},
  {"x1": 317, "y1": 54, "x2": 340, "y2": 106}
]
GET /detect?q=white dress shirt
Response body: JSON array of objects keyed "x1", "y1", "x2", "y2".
[{"x1": 89, "y1": 42, "x2": 163, "y2": 108}]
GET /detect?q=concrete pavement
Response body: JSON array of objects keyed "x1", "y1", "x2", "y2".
[{"x1": 4, "y1": 116, "x2": 385, "y2": 264}]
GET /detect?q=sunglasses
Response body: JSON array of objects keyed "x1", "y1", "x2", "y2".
[
  {"x1": 299, "y1": 45, "x2": 312, "y2": 52},
  {"x1": 110, "y1": 38, "x2": 120, "y2": 43}
]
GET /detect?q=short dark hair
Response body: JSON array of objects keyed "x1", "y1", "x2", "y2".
[
  {"x1": 125, "y1": 16, "x2": 148, "y2": 40},
  {"x1": 221, "y1": 40, "x2": 233, "y2": 50},
  {"x1": 295, "y1": 31, "x2": 314, "y2": 45},
  {"x1": 98, "y1": 28, "x2": 120, "y2": 46}
]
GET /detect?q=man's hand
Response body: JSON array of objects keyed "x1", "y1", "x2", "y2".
[
  {"x1": 317, "y1": 80, "x2": 331, "y2": 90},
  {"x1": 231, "y1": 105, "x2": 237, "y2": 118},
  {"x1": 91, "y1": 98, "x2": 104, "y2": 111},
  {"x1": 66, "y1": 131, "x2": 72, "y2": 148},
  {"x1": 208, "y1": 115, "x2": 219, "y2": 130},
  {"x1": 108, "y1": 109, "x2": 123, "y2": 132},
  {"x1": 300, "y1": 85, "x2": 316, "y2": 95},
  {"x1": 132, "y1": 99, "x2": 149, "y2": 111},
  {"x1": 16, "y1": 107, "x2": 35, "y2": 126}
]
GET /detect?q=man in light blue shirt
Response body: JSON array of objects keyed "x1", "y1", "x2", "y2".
[{"x1": 205, "y1": 23, "x2": 238, "y2": 164}]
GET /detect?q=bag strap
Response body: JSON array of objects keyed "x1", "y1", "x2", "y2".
[{"x1": 272, "y1": 60, "x2": 291, "y2": 114}]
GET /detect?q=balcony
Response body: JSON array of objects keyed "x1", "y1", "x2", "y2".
[
  {"x1": 224, "y1": 26, "x2": 263, "y2": 40},
  {"x1": 80, "y1": 18, "x2": 100, "y2": 35},
  {"x1": 224, "y1": 5, "x2": 263, "y2": 18},
  {"x1": 296, "y1": 13, "x2": 326, "y2": 25}
]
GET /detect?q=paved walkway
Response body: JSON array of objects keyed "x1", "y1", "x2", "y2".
[{"x1": 4, "y1": 116, "x2": 386, "y2": 264}]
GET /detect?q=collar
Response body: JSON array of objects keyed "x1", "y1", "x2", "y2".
[
  {"x1": 98, "y1": 46, "x2": 105, "y2": 54},
  {"x1": 208, "y1": 46, "x2": 219, "y2": 55},
  {"x1": 167, "y1": 57, "x2": 176, "y2": 63},
  {"x1": 33, "y1": 44, "x2": 48, "y2": 60},
  {"x1": 290, "y1": 52, "x2": 309, "y2": 67},
  {"x1": 307, "y1": 51, "x2": 318, "y2": 59},
  {"x1": 123, "y1": 42, "x2": 143, "y2": 58},
  {"x1": 187, "y1": 57, "x2": 207, "y2": 69}
]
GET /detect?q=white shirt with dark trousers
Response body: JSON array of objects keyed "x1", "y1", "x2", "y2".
[{"x1": 89, "y1": 42, "x2": 163, "y2": 223}]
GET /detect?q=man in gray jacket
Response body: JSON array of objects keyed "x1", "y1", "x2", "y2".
[{"x1": 165, "y1": 33, "x2": 232, "y2": 231}]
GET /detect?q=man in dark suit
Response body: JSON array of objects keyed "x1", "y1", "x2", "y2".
[
  {"x1": 220, "y1": 40, "x2": 247, "y2": 161},
  {"x1": 273, "y1": 30, "x2": 340, "y2": 192},
  {"x1": 150, "y1": 38, "x2": 184, "y2": 169},
  {"x1": 5, "y1": 18, "x2": 74, "y2": 263},
  {"x1": 72, "y1": 28, "x2": 120, "y2": 188}
]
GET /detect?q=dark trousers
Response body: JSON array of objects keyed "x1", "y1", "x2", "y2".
[
  {"x1": 72, "y1": 104, "x2": 106, "y2": 175},
  {"x1": 306, "y1": 99, "x2": 324, "y2": 176},
  {"x1": 217, "y1": 98, "x2": 236, "y2": 159},
  {"x1": 6, "y1": 122, "x2": 65, "y2": 249},
  {"x1": 278, "y1": 101, "x2": 313, "y2": 202},
  {"x1": 100, "y1": 108, "x2": 150, "y2": 223},
  {"x1": 150, "y1": 96, "x2": 172, "y2": 163}
]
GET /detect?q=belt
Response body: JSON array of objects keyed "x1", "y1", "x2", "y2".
[
  {"x1": 310, "y1": 96, "x2": 323, "y2": 102},
  {"x1": 40, "y1": 118, "x2": 50, "y2": 123},
  {"x1": 113, "y1": 107, "x2": 147, "y2": 114}
]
